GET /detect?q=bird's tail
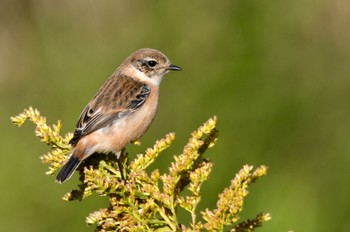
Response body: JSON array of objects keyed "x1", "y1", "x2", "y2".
[{"x1": 56, "y1": 152, "x2": 82, "y2": 184}]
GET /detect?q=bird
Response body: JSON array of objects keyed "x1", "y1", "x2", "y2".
[{"x1": 56, "y1": 48, "x2": 181, "y2": 183}]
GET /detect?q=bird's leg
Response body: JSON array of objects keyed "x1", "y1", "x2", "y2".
[{"x1": 115, "y1": 150, "x2": 125, "y2": 181}]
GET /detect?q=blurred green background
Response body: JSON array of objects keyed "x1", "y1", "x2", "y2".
[{"x1": 2, "y1": 0, "x2": 350, "y2": 231}]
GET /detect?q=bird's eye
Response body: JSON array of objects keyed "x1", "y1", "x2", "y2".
[{"x1": 147, "y1": 60, "x2": 157, "y2": 67}]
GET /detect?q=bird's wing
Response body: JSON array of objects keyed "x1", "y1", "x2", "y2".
[{"x1": 69, "y1": 74, "x2": 151, "y2": 146}]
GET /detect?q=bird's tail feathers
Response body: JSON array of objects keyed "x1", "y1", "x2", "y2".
[{"x1": 56, "y1": 153, "x2": 82, "y2": 184}]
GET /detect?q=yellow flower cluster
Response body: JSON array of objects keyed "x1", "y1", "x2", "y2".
[
  {"x1": 202, "y1": 165, "x2": 270, "y2": 231},
  {"x1": 11, "y1": 108, "x2": 271, "y2": 231},
  {"x1": 11, "y1": 107, "x2": 71, "y2": 175},
  {"x1": 84, "y1": 116, "x2": 220, "y2": 231}
]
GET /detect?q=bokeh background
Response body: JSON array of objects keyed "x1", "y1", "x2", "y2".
[{"x1": 1, "y1": 0, "x2": 350, "y2": 231}]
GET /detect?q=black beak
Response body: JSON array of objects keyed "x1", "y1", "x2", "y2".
[{"x1": 167, "y1": 64, "x2": 182, "y2": 71}]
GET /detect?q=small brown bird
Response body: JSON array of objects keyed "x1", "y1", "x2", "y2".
[{"x1": 56, "y1": 48, "x2": 181, "y2": 183}]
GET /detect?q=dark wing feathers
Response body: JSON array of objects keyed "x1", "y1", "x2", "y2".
[
  {"x1": 127, "y1": 85, "x2": 150, "y2": 110},
  {"x1": 69, "y1": 75, "x2": 151, "y2": 146},
  {"x1": 69, "y1": 109, "x2": 108, "y2": 146}
]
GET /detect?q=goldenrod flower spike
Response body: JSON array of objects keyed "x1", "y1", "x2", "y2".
[{"x1": 11, "y1": 108, "x2": 271, "y2": 231}]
